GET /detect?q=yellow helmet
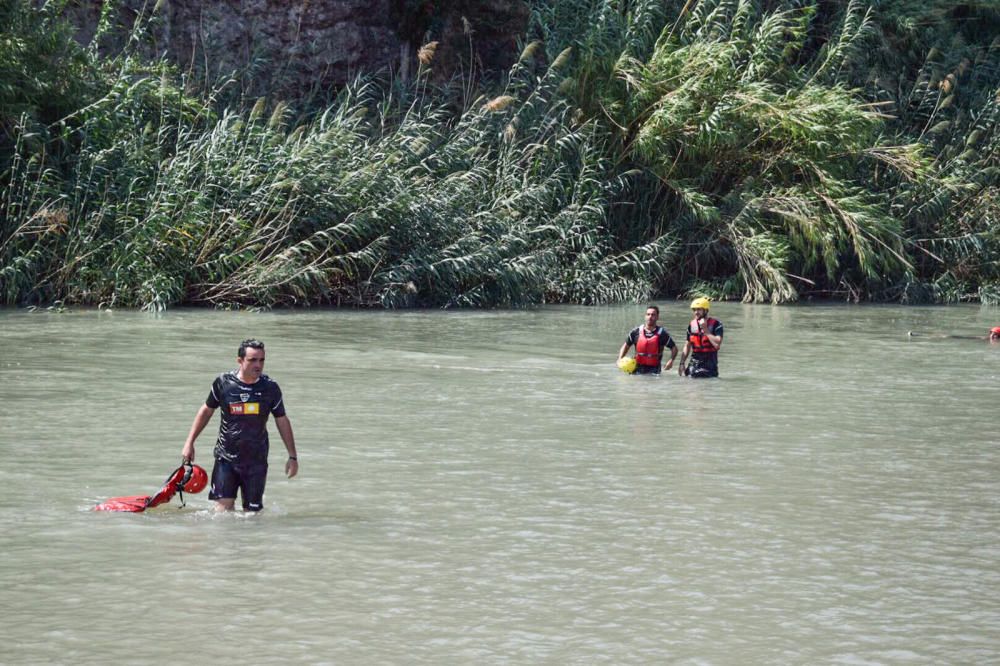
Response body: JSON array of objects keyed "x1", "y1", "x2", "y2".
[
  {"x1": 690, "y1": 297, "x2": 710, "y2": 311},
  {"x1": 617, "y1": 357, "x2": 637, "y2": 374}
]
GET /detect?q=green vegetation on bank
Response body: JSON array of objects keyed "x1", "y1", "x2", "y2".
[{"x1": 1, "y1": 0, "x2": 998, "y2": 309}]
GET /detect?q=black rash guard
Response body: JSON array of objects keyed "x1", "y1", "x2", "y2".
[{"x1": 205, "y1": 371, "x2": 286, "y2": 465}]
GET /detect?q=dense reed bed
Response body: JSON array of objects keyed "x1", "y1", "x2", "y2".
[{"x1": 2, "y1": 0, "x2": 998, "y2": 309}]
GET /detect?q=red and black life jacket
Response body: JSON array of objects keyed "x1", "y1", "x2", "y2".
[
  {"x1": 688, "y1": 317, "x2": 720, "y2": 354},
  {"x1": 635, "y1": 326, "x2": 664, "y2": 366}
]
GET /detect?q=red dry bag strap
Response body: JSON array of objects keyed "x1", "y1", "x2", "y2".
[{"x1": 175, "y1": 463, "x2": 195, "y2": 508}]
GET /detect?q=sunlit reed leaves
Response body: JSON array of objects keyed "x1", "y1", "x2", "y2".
[
  {"x1": 0, "y1": 47, "x2": 638, "y2": 309},
  {"x1": 2, "y1": 0, "x2": 998, "y2": 308}
]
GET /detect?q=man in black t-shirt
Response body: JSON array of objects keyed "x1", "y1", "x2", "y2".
[
  {"x1": 182, "y1": 339, "x2": 298, "y2": 511},
  {"x1": 618, "y1": 305, "x2": 677, "y2": 375}
]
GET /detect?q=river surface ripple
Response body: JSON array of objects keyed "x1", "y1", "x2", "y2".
[{"x1": 1, "y1": 303, "x2": 998, "y2": 664}]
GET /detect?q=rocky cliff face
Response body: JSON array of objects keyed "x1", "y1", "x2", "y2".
[{"x1": 71, "y1": 0, "x2": 529, "y2": 95}]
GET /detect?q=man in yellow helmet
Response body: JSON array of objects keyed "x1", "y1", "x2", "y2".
[
  {"x1": 618, "y1": 304, "x2": 678, "y2": 375},
  {"x1": 679, "y1": 297, "x2": 723, "y2": 378}
]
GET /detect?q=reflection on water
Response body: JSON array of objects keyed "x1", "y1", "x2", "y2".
[{"x1": 2, "y1": 303, "x2": 999, "y2": 663}]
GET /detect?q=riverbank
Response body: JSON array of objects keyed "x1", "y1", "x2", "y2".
[{"x1": 2, "y1": 1, "x2": 998, "y2": 310}]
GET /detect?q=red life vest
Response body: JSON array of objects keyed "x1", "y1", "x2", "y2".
[
  {"x1": 688, "y1": 317, "x2": 720, "y2": 354},
  {"x1": 635, "y1": 326, "x2": 664, "y2": 366}
]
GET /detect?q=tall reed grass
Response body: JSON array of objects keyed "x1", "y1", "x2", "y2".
[
  {"x1": 1, "y1": 33, "x2": 664, "y2": 309},
  {"x1": 2, "y1": 0, "x2": 998, "y2": 308}
]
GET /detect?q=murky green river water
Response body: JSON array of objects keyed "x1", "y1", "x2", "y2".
[{"x1": 1, "y1": 303, "x2": 998, "y2": 664}]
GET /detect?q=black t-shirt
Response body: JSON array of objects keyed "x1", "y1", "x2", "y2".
[{"x1": 206, "y1": 371, "x2": 286, "y2": 465}]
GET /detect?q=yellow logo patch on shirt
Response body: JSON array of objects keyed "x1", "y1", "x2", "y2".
[{"x1": 230, "y1": 402, "x2": 260, "y2": 415}]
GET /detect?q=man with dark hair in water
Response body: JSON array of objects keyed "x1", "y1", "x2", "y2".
[
  {"x1": 181, "y1": 339, "x2": 298, "y2": 511},
  {"x1": 618, "y1": 305, "x2": 678, "y2": 375}
]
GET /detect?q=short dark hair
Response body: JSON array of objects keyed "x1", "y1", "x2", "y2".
[
  {"x1": 238, "y1": 339, "x2": 265, "y2": 358},
  {"x1": 645, "y1": 305, "x2": 659, "y2": 316}
]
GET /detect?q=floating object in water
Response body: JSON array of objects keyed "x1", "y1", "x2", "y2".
[
  {"x1": 95, "y1": 463, "x2": 208, "y2": 512},
  {"x1": 617, "y1": 357, "x2": 637, "y2": 374}
]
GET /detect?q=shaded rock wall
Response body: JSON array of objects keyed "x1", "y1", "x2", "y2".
[
  {"x1": 156, "y1": 0, "x2": 400, "y2": 92},
  {"x1": 70, "y1": 1, "x2": 529, "y2": 95}
]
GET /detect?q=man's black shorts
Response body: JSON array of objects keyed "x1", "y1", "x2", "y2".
[{"x1": 209, "y1": 459, "x2": 268, "y2": 511}]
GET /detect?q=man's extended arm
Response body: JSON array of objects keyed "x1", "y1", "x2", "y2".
[
  {"x1": 182, "y1": 404, "x2": 216, "y2": 463},
  {"x1": 275, "y1": 415, "x2": 298, "y2": 478},
  {"x1": 664, "y1": 339, "x2": 678, "y2": 370}
]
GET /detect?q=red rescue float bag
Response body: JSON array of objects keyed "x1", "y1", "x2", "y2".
[
  {"x1": 95, "y1": 463, "x2": 208, "y2": 512},
  {"x1": 93, "y1": 495, "x2": 153, "y2": 512}
]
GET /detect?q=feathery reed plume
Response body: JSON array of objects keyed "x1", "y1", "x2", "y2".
[
  {"x1": 249, "y1": 97, "x2": 267, "y2": 122},
  {"x1": 519, "y1": 41, "x2": 542, "y2": 64},
  {"x1": 550, "y1": 47, "x2": 572, "y2": 71},
  {"x1": 417, "y1": 41, "x2": 438, "y2": 66},
  {"x1": 484, "y1": 95, "x2": 516, "y2": 112}
]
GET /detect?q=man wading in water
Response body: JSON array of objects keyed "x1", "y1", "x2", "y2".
[
  {"x1": 182, "y1": 339, "x2": 298, "y2": 511},
  {"x1": 679, "y1": 297, "x2": 724, "y2": 378},
  {"x1": 618, "y1": 305, "x2": 678, "y2": 375}
]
